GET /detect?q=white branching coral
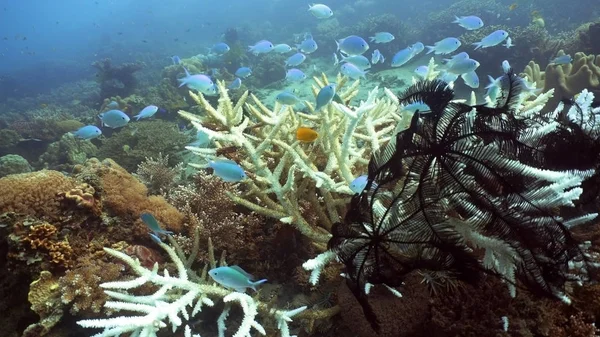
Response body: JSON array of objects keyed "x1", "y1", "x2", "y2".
[
  {"x1": 178, "y1": 74, "x2": 403, "y2": 245},
  {"x1": 77, "y1": 241, "x2": 306, "y2": 337}
]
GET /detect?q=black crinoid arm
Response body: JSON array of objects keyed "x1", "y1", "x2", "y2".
[{"x1": 328, "y1": 71, "x2": 599, "y2": 332}]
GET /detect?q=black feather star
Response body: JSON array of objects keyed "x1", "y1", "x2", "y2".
[{"x1": 328, "y1": 72, "x2": 597, "y2": 332}]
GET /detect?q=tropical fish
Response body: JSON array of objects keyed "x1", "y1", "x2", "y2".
[
  {"x1": 426, "y1": 37, "x2": 461, "y2": 55},
  {"x1": 296, "y1": 127, "x2": 319, "y2": 142},
  {"x1": 410, "y1": 42, "x2": 425, "y2": 56},
  {"x1": 349, "y1": 175, "x2": 368, "y2": 194},
  {"x1": 453, "y1": 16, "x2": 484, "y2": 30},
  {"x1": 286, "y1": 68, "x2": 307, "y2": 82},
  {"x1": 472, "y1": 30, "x2": 508, "y2": 50},
  {"x1": 439, "y1": 72, "x2": 459, "y2": 84},
  {"x1": 502, "y1": 60, "x2": 511, "y2": 73},
  {"x1": 134, "y1": 105, "x2": 159, "y2": 121},
  {"x1": 140, "y1": 213, "x2": 173, "y2": 243},
  {"x1": 508, "y1": 3, "x2": 517, "y2": 10},
  {"x1": 273, "y1": 43, "x2": 292, "y2": 53},
  {"x1": 485, "y1": 75, "x2": 502, "y2": 101},
  {"x1": 178, "y1": 67, "x2": 215, "y2": 92},
  {"x1": 72, "y1": 125, "x2": 102, "y2": 140},
  {"x1": 189, "y1": 130, "x2": 211, "y2": 147},
  {"x1": 391, "y1": 47, "x2": 414, "y2": 67},
  {"x1": 461, "y1": 71, "x2": 480, "y2": 88},
  {"x1": 209, "y1": 159, "x2": 246, "y2": 182},
  {"x1": 369, "y1": 32, "x2": 395, "y2": 44},
  {"x1": 308, "y1": 3, "x2": 333, "y2": 19},
  {"x1": 209, "y1": 266, "x2": 267, "y2": 292},
  {"x1": 371, "y1": 49, "x2": 384, "y2": 64},
  {"x1": 443, "y1": 52, "x2": 470, "y2": 67},
  {"x1": 341, "y1": 55, "x2": 371, "y2": 70},
  {"x1": 171, "y1": 55, "x2": 181, "y2": 65},
  {"x1": 402, "y1": 101, "x2": 431, "y2": 113},
  {"x1": 503, "y1": 37, "x2": 515, "y2": 49},
  {"x1": 228, "y1": 77, "x2": 242, "y2": 90},
  {"x1": 99, "y1": 109, "x2": 130, "y2": 128},
  {"x1": 235, "y1": 67, "x2": 252, "y2": 78},
  {"x1": 315, "y1": 83, "x2": 336, "y2": 111},
  {"x1": 336, "y1": 35, "x2": 369, "y2": 56},
  {"x1": 276, "y1": 91, "x2": 302, "y2": 105},
  {"x1": 446, "y1": 58, "x2": 480, "y2": 75},
  {"x1": 285, "y1": 53, "x2": 307, "y2": 67},
  {"x1": 332, "y1": 53, "x2": 339, "y2": 65},
  {"x1": 211, "y1": 42, "x2": 230, "y2": 55},
  {"x1": 297, "y1": 38, "x2": 318, "y2": 54},
  {"x1": 341, "y1": 62, "x2": 367, "y2": 79},
  {"x1": 248, "y1": 40, "x2": 274, "y2": 55},
  {"x1": 106, "y1": 100, "x2": 119, "y2": 109},
  {"x1": 549, "y1": 54, "x2": 573, "y2": 65},
  {"x1": 414, "y1": 65, "x2": 429, "y2": 78}
]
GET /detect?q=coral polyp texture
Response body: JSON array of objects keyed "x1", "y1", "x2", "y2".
[{"x1": 178, "y1": 75, "x2": 404, "y2": 245}]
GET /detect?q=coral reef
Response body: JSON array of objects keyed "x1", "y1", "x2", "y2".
[
  {"x1": 179, "y1": 75, "x2": 400, "y2": 246},
  {"x1": 39, "y1": 133, "x2": 98, "y2": 170},
  {"x1": 135, "y1": 153, "x2": 183, "y2": 195},
  {"x1": 0, "y1": 154, "x2": 32, "y2": 178},
  {"x1": 23, "y1": 271, "x2": 64, "y2": 337},
  {"x1": 97, "y1": 120, "x2": 191, "y2": 171},
  {"x1": 522, "y1": 50, "x2": 600, "y2": 108},
  {"x1": 91, "y1": 58, "x2": 145, "y2": 99}
]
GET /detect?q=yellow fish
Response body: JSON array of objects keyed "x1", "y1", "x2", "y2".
[
  {"x1": 296, "y1": 127, "x2": 319, "y2": 142},
  {"x1": 509, "y1": 3, "x2": 518, "y2": 10}
]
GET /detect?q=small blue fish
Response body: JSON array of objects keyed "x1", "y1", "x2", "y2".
[
  {"x1": 371, "y1": 49, "x2": 384, "y2": 64},
  {"x1": 472, "y1": 30, "x2": 508, "y2": 50},
  {"x1": 453, "y1": 16, "x2": 484, "y2": 30},
  {"x1": 286, "y1": 68, "x2": 307, "y2": 82},
  {"x1": 485, "y1": 75, "x2": 502, "y2": 101},
  {"x1": 248, "y1": 40, "x2": 274, "y2": 55},
  {"x1": 276, "y1": 91, "x2": 303, "y2": 105},
  {"x1": 315, "y1": 83, "x2": 336, "y2": 111},
  {"x1": 99, "y1": 109, "x2": 130, "y2": 129},
  {"x1": 426, "y1": 37, "x2": 461, "y2": 55},
  {"x1": 446, "y1": 58, "x2": 480, "y2": 75},
  {"x1": 550, "y1": 54, "x2": 572, "y2": 65},
  {"x1": 443, "y1": 52, "x2": 470, "y2": 67},
  {"x1": 341, "y1": 54, "x2": 371, "y2": 70},
  {"x1": 202, "y1": 84, "x2": 218, "y2": 96},
  {"x1": 134, "y1": 105, "x2": 159, "y2": 121},
  {"x1": 297, "y1": 38, "x2": 318, "y2": 54},
  {"x1": 391, "y1": 47, "x2": 414, "y2": 67},
  {"x1": 228, "y1": 77, "x2": 242, "y2": 90},
  {"x1": 414, "y1": 65, "x2": 429, "y2": 78},
  {"x1": 308, "y1": 3, "x2": 333, "y2": 19},
  {"x1": 273, "y1": 44, "x2": 292, "y2": 53},
  {"x1": 440, "y1": 72, "x2": 459, "y2": 84},
  {"x1": 171, "y1": 55, "x2": 181, "y2": 65},
  {"x1": 209, "y1": 159, "x2": 246, "y2": 182},
  {"x1": 502, "y1": 60, "x2": 511, "y2": 73},
  {"x1": 410, "y1": 42, "x2": 425, "y2": 57},
  {"x1": 341, "y1": 62, "x2": 367, "y2": 79},
  {"x1": 189, "y1": 130, "x2": 211, "y2": 147},
  {"x1": 369, "y1": 32, "x2": 395, "y2": 44},
  {"x1": 285, "y1": 53, "x2": 306, "y2": 67},
  {"x1": 235, "y1": 67, "x2": 252, "y2": 78},
  {"x1": 336, "y1": 35, "x2": 369, "y2": 56},
  {"x1": 402, "y1": 101, "x2": 431, "y2": 113},
  {"x1": 461, "y1": 71, "x2": 480, "y2": 88},
  {"x1": 140, "y1": 213, "x2": 173, "y2": 243},
  {"x1": 72, "y1": 125, "x2": 102, "y2": 140},
  {"x1": 178, "y1": 67, "x2": 215, "y2": 92},
  {"x1": 211, "y1": 42, "x2": 230, "y2": 55},
  {"x1": 503, "y1": 37, "x2": 515, "y2": 49},
  {"x1": 209, "y1": 266, "x2": 267, "y2": 292},
  {"x1": 350, "y1": 175, "x2": 368, "y2": 194},
  {"x1": 106, "y1": 101, "x2": 119, "y2": 109}
]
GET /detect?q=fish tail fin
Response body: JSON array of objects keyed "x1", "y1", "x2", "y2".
[
  {"x1": 250, "y1": 279, "x2": 268, "y2": 291},
  {"x1": 452, "y1": 16, "x2": 460, "y2": 23},
  {"x1": 134, "y1": 114, "x2": 141, "y2": 121},
  {"x1": 335, "y1": 39, "x2": 340, "y2": 51},
  {"x1": 425, "y1": 46, "x2": 435, "y2": 54},
  {"x1": 472, "y1": 42, "x2": 482, "y2": 50},
  {"x1": 183, "y1": 66, "x2": 191, "y2": 77},
  {"x1": 369, "y1": 36, "x2": 375, "y2": 42}
]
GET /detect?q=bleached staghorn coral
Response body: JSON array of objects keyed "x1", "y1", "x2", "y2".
[
  {"x1": 178, "y1": 74, "x2": 404, "y2": 245},
  {"x1": 77, "y1": 240, "x2": 306, "y2": 337}
]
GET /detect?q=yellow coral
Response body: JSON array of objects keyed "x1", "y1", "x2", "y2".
[
  {"x1": 24, "y1": 270, "x2": 64, "y2": 337},
  {"x1": 59, "y1": 183, "x2": 102, "y2": 216},
  {"x1": 0, "y1": 170, "x2": 77, "y2": 220},
  {"x1": 22, "y1": 222, "x2": 74, "y2": 269}
]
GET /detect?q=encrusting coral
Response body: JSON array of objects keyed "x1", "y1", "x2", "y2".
[
  {"x1": 522, "y1": 50, "x2": 600, "y2": 108},
  {"x1": 178, "y1": 74, "x2": 403, "y2": 246},
  {"x1": 23, "y1": 270, "x2": 64, "y2": 337}
]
